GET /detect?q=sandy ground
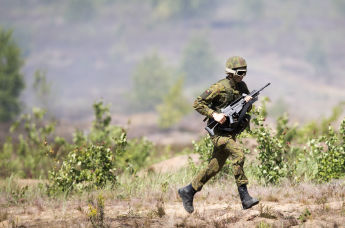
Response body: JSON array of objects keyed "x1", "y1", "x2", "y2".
[
  {"x1": 1, "y1": 156, "x2": 345, "y2": 227},
  {"x1": 1, "y1": 193, "x2": 344, "y2": 227}
]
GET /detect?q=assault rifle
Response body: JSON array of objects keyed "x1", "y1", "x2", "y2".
[{"x1": 205, "y1": 82, "x2": 271, "y2": 136}]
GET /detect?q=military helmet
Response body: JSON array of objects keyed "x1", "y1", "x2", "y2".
[{"x1": 225, "y1": 56, "x2": 247, "y2": 73}]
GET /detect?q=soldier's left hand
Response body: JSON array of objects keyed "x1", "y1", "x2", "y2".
[{"x1": 244, "y1": 96, "x2": 252, "y2": 102}]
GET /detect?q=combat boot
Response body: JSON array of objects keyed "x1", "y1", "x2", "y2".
[
  {"x1": 238, "y1": 184, "x2": 259, "y2": 209},
  {"x1": 178, "y1": 184, "x2": 197, "y2": 213}
]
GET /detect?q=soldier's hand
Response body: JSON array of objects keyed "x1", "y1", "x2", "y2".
[
  {"x1": 212, "y1": 112, "x2": 226, "y2": 124},
  {"x1": 244, "y1": 96, "x2": 253, "y2": 102}
]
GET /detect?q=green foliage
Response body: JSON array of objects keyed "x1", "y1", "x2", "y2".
[
  {"x1": 312, "y1": 121, "x2": 345, "y2": 182},
  {"x1": 47, "y1": 101, "x2": 154, "y2": 193},
  {"x1": 47, "y1": 144, "x2": 117, "y2": 193},
  {"x1": 298, "y1": 208, "x2": 312, "y2": 223},
  {"x1": 88, "y1": 194, "x2": 109, "y2": 228},
  {"x1": 297, "y1": 102, "x2": 345, "y2": 141},
  {"x1": 180, "y1": 35, "x2": 218, "y2": 85},
  {"x1": 157, "y1": 78, "x2": 191, "y2": 128},
  {"x1": 87, "y1": 101, "x2": 153, "y2": 173},
  {"x1": 250, "y1": 105, "x2": 288, "y2": 185},
  {"x1": 120, "y1": 138, "x2": 153, "y2": 173},
  {"x1": 130, "y1": 53, "x2": 175, "y2": 111},
  {"x1": 249, "y1": 99, "x2": 345, "y2": 184},
  {"x1": 0, "y1": 28, "x2": 25, "y2": 122},
  {"x1": 0, "y1": 108, "x2": 62, "y2": 178},
  {"x1": 88, "y1": 101, "x2": 123, "y2": 145}
]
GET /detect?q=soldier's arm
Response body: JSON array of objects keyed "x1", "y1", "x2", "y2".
[
  {"x1": 240, "y1": 82, "x2": 253, "y2": 111},
  {"x1": 193, "y1": 84, "x2": 222, "y2": 119}
]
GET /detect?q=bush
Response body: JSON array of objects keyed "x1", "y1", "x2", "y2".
[
  {"x1": 47, "y1": 144, "x2": 117, "y2": 194},
  {"x1": 312, "y1": 120, "x2": 345, "y2": 182},
  {"x1": 84, "y1": 101, "x2": 153, "y2": 173},
  {"x1": 47, "y1": 101, "x2": 154, "y2": 193},
  {"x1": 1, "y1": 108, "x2": 64, "y2": 178},
  {"x1": 249, "y1": 104, "x2": 288, "y2": 185}
]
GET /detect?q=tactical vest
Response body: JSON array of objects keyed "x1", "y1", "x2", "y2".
[{"x1": 210, "y1": 78, "x2": 247, "y2": 113}]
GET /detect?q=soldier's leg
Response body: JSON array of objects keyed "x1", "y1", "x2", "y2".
[
  {"x1": 191, "y1": 135, "x2": 230, "y2": 191},
  {"x1": 225, "y1": 137, "x2": 248, "y2": 187},
  {"x1": 225, "y1": 138, "x2": 259, "y2": 209}
]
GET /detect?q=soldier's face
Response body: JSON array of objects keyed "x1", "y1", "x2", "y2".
[
  {"x1": 234, "y1": 75, "x2": 244, "y2": 82},
  {"x1": 234, "y1": 68, "x2": 246, "y2": 82}
]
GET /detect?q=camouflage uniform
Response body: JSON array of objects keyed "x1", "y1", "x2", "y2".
[{"x1": 191, "y1": 77, "x2": 250, "y2": 191}]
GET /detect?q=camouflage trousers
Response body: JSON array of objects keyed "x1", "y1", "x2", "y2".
[{"x1": 191, "y1": 135, "x2": 248, "y2": 191}]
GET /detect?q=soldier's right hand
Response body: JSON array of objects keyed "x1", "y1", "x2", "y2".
[{"x1": 212, "y1": 112, "x2": 226, "y2": 124}]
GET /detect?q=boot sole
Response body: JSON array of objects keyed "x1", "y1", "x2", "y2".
[{"x1": 243, "y1": 200, "x2": 259, "y2": 210}]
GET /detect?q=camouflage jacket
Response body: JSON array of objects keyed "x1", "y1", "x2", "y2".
[{"x1": 193, "y1": 77, "x2": 250, "y2": 118}]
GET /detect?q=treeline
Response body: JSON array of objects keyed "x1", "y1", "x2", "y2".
[{"x1": 0, "y1": 26, "x2": 219, "y2": 128}]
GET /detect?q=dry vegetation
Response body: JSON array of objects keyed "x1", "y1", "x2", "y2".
[{"x1": 1, "y1": 173, "x2": 344, "y2": 228}]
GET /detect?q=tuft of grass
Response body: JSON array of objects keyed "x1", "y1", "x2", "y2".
[
  {"x1": 258, "y1": 204, "x2": 277, "y2": 219},
  {"x1": 298, "y1": 208, "x2": 312, "y2": 223},
  {"x1": 147, "y1": 198, "x2": 165, "y2": 218},
  {"x1": 87, "y1": 194, "x2": 109, "y2": 228},
  {"x1": 256, "y1": 221, "x2": 272, "y2": 228}
]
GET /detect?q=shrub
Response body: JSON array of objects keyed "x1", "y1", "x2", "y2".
[
  {"x1": 1, "y1": 108, "x2": 63, "y2": 178},
  {"x1": 47, "y1": 101, "x2": 154, "y2": 193},
  {"x1": 313, "y1": 120, "x2": 345, "y2": 182},
  {"x1": 249, "y1": 104, "x2": 288, "y2": 185},
  {"x1": 48, "y1": 144, "x2": 117, "y2": 193}
]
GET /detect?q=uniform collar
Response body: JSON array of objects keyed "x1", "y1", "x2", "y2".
[{"x1": 227, "y1": 77, "x2": 237, "y2": 89}]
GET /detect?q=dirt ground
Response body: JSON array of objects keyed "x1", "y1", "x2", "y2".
[
  {"x1": 1, "y1": 173, "x2": 345, "y2": 228},
  {"x1": 1, "y1": 192, "x2": 344, "y2": 227}
]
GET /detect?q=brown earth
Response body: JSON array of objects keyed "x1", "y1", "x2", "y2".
[
  {"x1": 1, "y1": 189, "x2": 344, "y2": 227},
  {"x1": 1, "y1": 174, "x2": 345, "y2": 227}
]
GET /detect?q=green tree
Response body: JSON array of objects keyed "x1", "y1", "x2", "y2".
[
  {"x1": 180, "y1": 36, "x2": 218, "y2": 85},
  {"x1": 156, "y1": 77, "x2": 191, "y2": 128},
  {"x1": 130, "y1": 53, "x2": 174, "y2": 111},
  {"x1": 0, "y1": 28, "x2": 25, "y2": 122}
]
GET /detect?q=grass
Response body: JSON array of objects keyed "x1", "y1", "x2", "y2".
[{"x1": 0, "y1": 172, "x2": 344, "y2": 227}]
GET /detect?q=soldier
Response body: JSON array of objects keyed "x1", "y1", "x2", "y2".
[{"x1": 178, "y1": 56, "x2": 259, "y2": 213}]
